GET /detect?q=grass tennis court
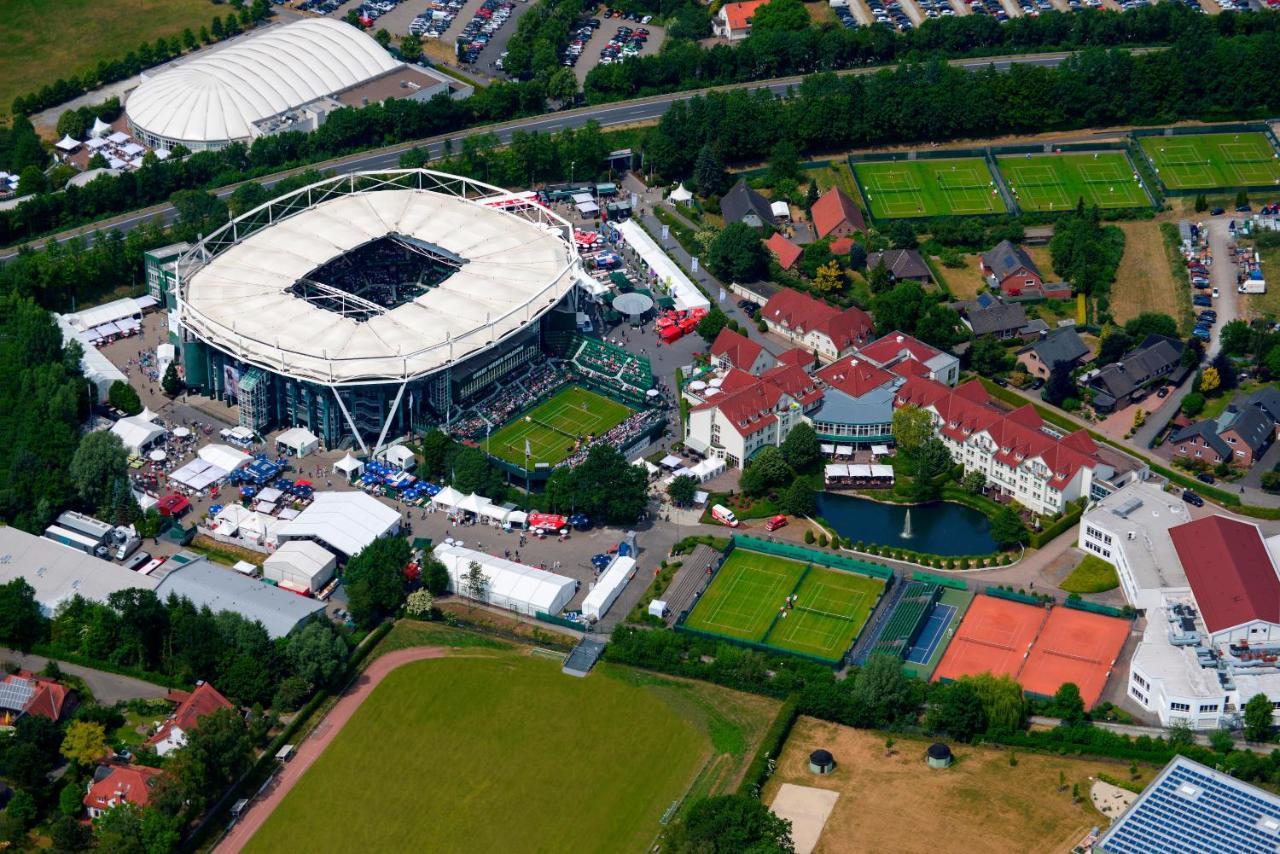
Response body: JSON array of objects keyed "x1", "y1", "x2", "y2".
[
  {"x1": 484, "y1": 385, "x2": 632, "y2": 468},
  {"x1": 1139, "y1": 132, "x2": 1280, "y2": 190},
  {"x1": 853, "y1": 158, "x2": 1007, "y2": 219},
  {"x1": 997, "y1": 152, "x2": 1148, "y2": 211},
  {"x1": 683, "y1": 549, "x2": 884, "y2": 662},
  {"x1": 247, "y1": 653, "x2": 778, "y2": 853}
]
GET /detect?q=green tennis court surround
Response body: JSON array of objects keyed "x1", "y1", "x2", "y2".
[
  {"x1": 853, "y1": 157, "x2": 1007, "y2": 220},
  {"x1": 484, "y1": 385, "x2": 633, "y2": 468},
  {"x1": 996, "y1": 152, "x2": 1149, "y2": 212},
  {"x1": 1139, "y1": 132, "x2": 1280, "y2": 191}
]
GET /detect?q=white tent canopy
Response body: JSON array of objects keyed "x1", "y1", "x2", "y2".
[
  {"x1": 668, "y1": 183, "x2": 693, "y2": 203},
  {"x1": 432, "y1": 486, "x2": 465, "y2": 509},
  {"x1": 91, "y1": 117, "x2": 112, "y2": 138},
  {"x1": 198, "y1": 444, "x2": 251, "y2": 473},
  {"x1": 434, "y1": 544, "x2": 576, "y2": 617},
  {"x1": 334, "y1": 453, "x2": 363, "y2": 477},
  {"x1": 169, "y1": 458, "x2": 226, "y2": 492},
  {"x1": 277, "y1": 491, "x2": 400, "y2": 558},
  {"x1": 277, "y1": 426, "x2": 320, "y2": 457},
  {"x1": 111, "y1": 415, "x2": 166, "y2": 455},
  {"x1": 615, "y1": 219, "x2": 709, "y2": 311},
  {"x1": 457, "y1": 492, "x2": 489, "y2": 514},
  {"x1": 380, "y1": 444, "x2": 416, "y2": 470},
  {"x1": 263, "y1": 540, "x2": 337, "y2": 593},
  {"x1": 582, "y1": 556, "x2": 636, "y2": 622},
  {"x1": 55, "y1": 135, "x2": 79, "y2": 152}
]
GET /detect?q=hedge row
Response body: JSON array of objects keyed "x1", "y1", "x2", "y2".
[
  {"x1": 738, "y1": 694, "x2": 802, "y2": 796},
  {"x1": 1029, "y1": 502, "x2": 1084, "y2": 549}
]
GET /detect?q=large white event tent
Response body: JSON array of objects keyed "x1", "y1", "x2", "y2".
[
  {"x1": 169, "y1": 459, "x2": 226, "y2": 492},
  {"x1": 263, "y1": 540, "x2": 336, "y2": 594},
  {"x1": 431, "y1": 486, "x2": 465, "y2": 510},
  {"x1": 582, "y1": 556, "x2": 636, "y2": 622},
  {"x1": 110, "y1": 415, "x2": 166, "y2": 455},
  {"x1": 198, "y1": 444, "x2": 252, "y2": 472},
  {"x1": 434, "y1": 544, "x2": 576, "y2": 617},
  {"x1": 277, "y1": 491, "x2": 400, "y2": 558},
  {"x1": 614, "y1": 219, "x2": 709, "y2": 311},
  {"x1": 277, "y1": 427, "x2": 320, "y2": 458},
  {"x1": 380, "y1": 444, "x2": 416, "y2": 470}
]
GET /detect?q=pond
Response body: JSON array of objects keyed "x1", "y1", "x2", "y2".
[{"x1": 816, "y1": 492, "x2": 998, "y2": 557}]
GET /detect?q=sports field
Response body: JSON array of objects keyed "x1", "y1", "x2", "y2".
[
  {"x1": 484, "y1": 385, "x2": 632, "y2": 468},
  {"x1": 853, "y1": 158, "x2": 1008, "y2": 219},
  {"x1": 683, "y1": 549, "x2": 884, "y2": 662},
  {"x1": 997, "y1": 152, "x2": 1148, "y2": 212},
  {"x1": 246, "y1": 654, "x2": 777, "y2": 853},
  {"x1": 1139, "y1": 132, "x2": 1280, "y2": 190}
]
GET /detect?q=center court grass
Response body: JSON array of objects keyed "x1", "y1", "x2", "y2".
[{"x1": 245, "y1": 656, "x2": 709, "y2": 854}]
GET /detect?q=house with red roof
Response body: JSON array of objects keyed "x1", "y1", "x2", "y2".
[
  {"x1": 1170, "y1": 516, "x2": 1280, "y2": 644},
  {"x1": 760, "y1": 288, "x2": 872, "y2": 361},
  {"x1": 710, "y1": 328, "x2": 774, "y2": 376},
  {"x1": 775, "y1": 347, "x2": 816, "y2": 372},
  {"x1": 894, "y1": 375, "x2": 1105, "y2": 515},
  {"x1": 765, "y1": 233, "x2": 802, "y2": 271},
  {"x1": 0, "y1": 671, "x2": 74, "y2": 726},
  {"x1": 857, "y1": 331, "x2": 960, "y2": 387},
  {"x1": 84, "y1": 764, "x2": 165, "y2": 818},
  {"x1": 713, "y1": 0, "x2": 770, "y2": 40},
  {"x1": 684, "y1": 363, "x2": 824, "y2": 467},
  {"x1": 810, "y1": 188, "x2": 867, "y2": 240},
  {"x1": 146, "y1": 682, "x2": 234, "y2": 756}
]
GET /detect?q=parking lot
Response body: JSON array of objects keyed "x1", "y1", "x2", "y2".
[{"x1": 567, "y1": 16, "x2": 665, "y2": 84}]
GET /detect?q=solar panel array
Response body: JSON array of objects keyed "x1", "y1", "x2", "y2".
[
  {"x1": 1098, "y1": 756, "x2": 1280, "y2": 854},
  {"x1": 0, "y1": 676, "x2": 34, "y2": 713}
]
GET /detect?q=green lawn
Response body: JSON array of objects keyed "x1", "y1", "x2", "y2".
[
  {"x1": 0, "y1": 0, "x2": 216, "y2": 119},
  {"x1": 853, "y1": 158, "x2": 1007, "y2": 219},
  {"x1": 997, "y1": 152, "x2": 1149, "y2": 212},
  {"x1": 1060, "y1": 555, "x2": 1120, "y2": 594},
  {"x1": 246, "y1": 655, "x2": 747, "y2": 854},
  {"x1": 484, "y1": 385, "x2": 632, "y2": 469},
  {"x1": 683, "y1": 549, "x2": 883, "y2": 662},
  {"x1": 1139, "y1": 132, "x2": 1280, "y2": 191}
]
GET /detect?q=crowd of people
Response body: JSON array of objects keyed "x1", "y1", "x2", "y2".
[
  {"x1": 561, "y1": 408, "x2": 665, "y2": 468},
  {"x1": 571, "y1": 337, "x2": 652, "y2": 394},
  {"x1": 451, "y1": 362, "x2": 568, "y2": 440}
]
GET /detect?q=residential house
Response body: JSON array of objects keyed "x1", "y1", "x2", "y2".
[
  {"x1": 146, "y1": 682, "x2": 234, "y2": 757},
  {"x1": 710, "y1": 327, "x2": 775, "y2": 376},
  {"x1": 865, "y1": 249, "x2": 932, "y2": 284},
  {"x1": 774, "y1": 347, "x2": 816, "y2": 372},
  {"x1": 980, "y1": 240, "x2": 1070, "y2": 299},
  {"x1": 829, "y1": 237, "x2": 854, "y2": 257},
  {"x1": 960, "y1": 298, "x2": 1029, "y2": 340},
  {"x1": 721, "y1": 179, "x2": 777, "y2": 229},
  {"x1": 713, "y1": 0, "x2": 769, "y2": 40},
  {"x1": 1169, "y1": 398, "x2": 1277, "y2": 468},
  {"x1": 811, "y1": 188, "x2": 867, "y2": 240},
  {"x1": 856, "y1": 331, "x2": 960, "y2": 386},
  {"x1": 1016, "y1": 326, "x2": 1090, "y2": 380},
  {"x1": 684, "y1": 364, "x2": 822, "y2": 466},
  {"x1": 765, "y1": 232, "x2": 802, "y2": 271},
  {"x1": 894, "y1": 376, "x2": 1109, "y2": 516},
  {"x1": 84, "y1": 764, "x2": 164, "y2": 819},
  {"x1": 0, "y1": 671, "x2": 73, "y2": 725},
  {"x1": 1088, "y1": 335, "x2": 1187, "y2": 413},
  {"x1": 1242, "y1": 387, "x2": 1280, "y2": 434},
  {"x1": 760, "y1": 288, "x2": 873, "y2": 360}
]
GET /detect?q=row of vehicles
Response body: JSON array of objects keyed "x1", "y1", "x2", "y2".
[
  {"x1": 457, "y1": 0, "x2": 517, "y2": 64},
  {"x1": 866, "y1": 0, "x2": 912, "y2": 31},
  {"x1": 43, "y1": 510, "x2": 161, "y2": 571},
  {"x1": 599, "y1": 24, "x2": 648, "y2": 66},
  {"x1": 563, "y1": 18, "x2": 602, "y2": 68},
  {"x1": 410, "y1": 0, "x2": 469, "y2": 39}
]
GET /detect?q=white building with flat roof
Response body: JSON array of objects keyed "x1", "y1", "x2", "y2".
[{"x1": 1077, "y1": 480, "x2": 1191, "y2": 612}]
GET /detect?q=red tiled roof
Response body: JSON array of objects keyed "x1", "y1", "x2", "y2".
[
  {"x1": 84, "y1": 765, "x2": 164, "y2": 812},
  {"x1": 817, "y1": 356, "x2": 896, "y2": 398},
  {"x1": 825, "y1": 306, "x2": 874, "y2": 352},
  {"x1": 709, "y1": 382, "x2": 784, "y2": 437},
  {"x1": 953, "y1": 380, "x2": 990, "y2": 403},
  {"x1": 697, "y1": 363, "x2": 822, "y2": 439},
  {"x1": 718, "y1": 368, "x2": 759, "y2": 393},
  {"x1": 761, "y1": 364, "x2": 823, "y2": 407},
  {"x1": 722, "y1": 0, "x2": 769, "y2": 30},
  {"x1": 859, "y1": 331, "x2": 944, "y2": 367},
  {"x1": 765, "y1": 233, "x2": 802, "y2": 270},
  {"x1": 1170, "y1": 516, "x2": 1280, "y2": 633},
  {"x1": 1005, "y1": 404, "x2": 1043, "y2": 428},
  {"x1": 889, "y1": 358, "x2": 930, "y2": 379},
  {"x1": 761, "y1": 289, "x2": 872, "y2": 352},
  {"x1": 0, "y1": 672, "x2": 71, "y2": 721},
  {"x1": 1060, "y1": 429, "x2": 1099, "y2": 456},
  {"x1": 811, "y1": 188, "x2": 867, "y2": 239},
  {"x1": 147, "y1": 682, "x2": 233, "y2": 748},
  {"x1": 775, "y1": 348, "x2": 813, "y2": 369},
  {"x1": 829, "y1": 237, "x2": 854, "y2": 256},
  {"x1": 710, "y1": 328, "x2": 765, "y2": 372}
]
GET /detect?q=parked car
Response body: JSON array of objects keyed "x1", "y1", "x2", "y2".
[
  {"x1": 1182, "y1": 489, "x2": 1205, "y2": 507},
  {"x1": 1211, "y1": 207, "x2": 1225, "y2": 216},
  {"x1": 1197, "y1": 473, "x2": 1216, "y2": 485},
  {"x1": 1193, "y1": 294, "x2": 1213, "y2": 307},
  {"x1": 124, "y1": 551, "x2": 152, "y2": 572},
  {"x1": 1156, "y1": 386, "x2": 1170, "y2": 398}
]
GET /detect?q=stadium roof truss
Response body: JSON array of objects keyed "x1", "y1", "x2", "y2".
[{"x1": 176, "y1": 170, "x2": 584, "y2": 454}]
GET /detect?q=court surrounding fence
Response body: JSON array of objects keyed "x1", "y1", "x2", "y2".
[
  {"x1": 1063, "y1": 598, "x2": 1130, "y2": 619},
  {"x1": 984, "y1": 586, "x2": 1051, "y2": 607},
  {"x1": 913, "y1": 570, "x2": 967, "y2": 591},
  {"x1": 732, "y1": 535, "x2": 894, "y2": 580},
  {"x1": 1131, "y1": 123, "x2": 1280, "y2": 197}
]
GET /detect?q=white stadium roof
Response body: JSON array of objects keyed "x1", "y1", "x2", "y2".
[
  {"x1": 179, "y1": 176, "x2": 578, "y2": 384},
  {"x1": 126, "y1": 19, "x2": 400, "y2": 147}
]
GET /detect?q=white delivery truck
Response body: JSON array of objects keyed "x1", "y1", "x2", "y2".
[{"x1": 711, "y1": 504, "x2": 739, "y2": 528}]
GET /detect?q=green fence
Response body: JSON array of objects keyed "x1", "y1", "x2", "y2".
[
  {"x1": 535, "y1": 611, "x2": 585, "y2": 631},
  {"x1": 984, "y1": 586, "x2": 1052, "y2": 607},
  {"x1": 1063, "y1": 598, "x2": 1130, "y2": 619},
  {"x1": 1131, "y1": 123, "x2": 1280, "y2": 197},
  {"x1": 732, "y1": 535, "x2": 894, "y2": 580},
  {"x1": 674, "y1": 622, "x2": 844, "y2": 667},
  {"x1": 912, "y1": 570, "x2": 968, "y2": 591}
]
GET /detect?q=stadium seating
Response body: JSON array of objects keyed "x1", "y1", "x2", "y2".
[
  {"x1": 871, "y1": 582, "x2": 940, "y2": 659},
  {"x1": 570, "y1": 336, "x2": 653, "y2": 397}
]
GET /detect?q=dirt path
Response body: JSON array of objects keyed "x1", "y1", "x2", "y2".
[{"x1": 215, "y1": 647, "x2": 449, "y2": 853}]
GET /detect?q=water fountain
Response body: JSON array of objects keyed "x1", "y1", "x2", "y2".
[{"x1": 901, "y1": 508, "x2": 913, "y2": 540}]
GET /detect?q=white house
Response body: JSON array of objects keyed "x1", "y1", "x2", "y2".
[{"x1": 713, "y1": 0, "x2": 770, "y2": 40}]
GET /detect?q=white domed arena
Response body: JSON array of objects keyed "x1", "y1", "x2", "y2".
[{"x1": 175, "y1": 170, "x2": 588, "y2": 453}]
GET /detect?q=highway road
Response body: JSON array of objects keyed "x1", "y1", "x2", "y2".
[{"x1": 0, "y1": 49, "x2": 1147, "y2": 262}]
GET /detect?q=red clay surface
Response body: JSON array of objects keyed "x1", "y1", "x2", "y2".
[
  {"x1": 216, "y1": 647, "x2": 448, "y2": 853},
  {"x1": 933, "y1": 595, "x2": 1129, "y2": 708},
  {"x1": 1021, "y1": 607, "x2": 1129, "y2": 708},
  {"x1": 933, "y1": 595, "x2": 1046, "y2": 683}
]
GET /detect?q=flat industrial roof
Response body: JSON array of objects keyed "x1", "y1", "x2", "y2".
[
  {"x1": 1080, "y1": 481, "x2": 1191, "y2": 598},
  {"x1": 181, "y1": 186, "x2": 577, "y2": 384},
  {"x1": 0, "y1": 526, "x2": 156, "y2": 614}
]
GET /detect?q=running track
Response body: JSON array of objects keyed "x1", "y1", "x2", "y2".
[{"x1": 216, "y1": 647, "x2": 448, "y2": 853}]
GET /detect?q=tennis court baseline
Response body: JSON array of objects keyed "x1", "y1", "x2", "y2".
[
  {"x1": 485, "y1": 386, "x2": 632, "y2": 468},
  {"x1": 765, "y1": 570, "x2": 884, "y2": 661},
  {"x1": 1139, "y1": 132, "x2": 1280, "y2": 191},
  {"x1": 853, "y1": 158, "x2": 1007, "y2": 220}
]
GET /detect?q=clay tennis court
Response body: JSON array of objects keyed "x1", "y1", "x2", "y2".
[
  {"x1": 933, "y1": 595, "x2": 1046, "y2": 682},
  {"x1": 1021, "y1": 607, "x2": 1129, "y2": 708},
  {"x1": 933, "y1": 595, "x2": 1129, "y2": 708}
]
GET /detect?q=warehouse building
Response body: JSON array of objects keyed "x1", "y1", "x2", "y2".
[
  {"x1": 263, "y1": 540, "x2": 337, "y2": 595},
  {"x1": 0, "y1": 526, "x2": 158, "y2": 616},
  {"x1": 153, "y1": 555, "x2": 325, "y2": 639}
]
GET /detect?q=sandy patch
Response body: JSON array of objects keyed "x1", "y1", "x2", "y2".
[{"x1": 770, "y1": 783, "x2": 840, "y2": 854}]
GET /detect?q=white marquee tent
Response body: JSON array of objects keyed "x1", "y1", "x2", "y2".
[
  {"x1": 169, "y1": 458, "x2": 226, "y2": 492},
  {"x1": 334, "y1": 454, "x2": 364, "y2": 478},
  {"x1": 263, "y1": 540, "x2": 337, "y2": 594},
  {"x1": 277, "y1": 490, "x2": 399, "y2": 558},
  {"x1": 277, "y1": 427, "x2": 320, "y2": 458},
  {"x1": 380, "y1": 444, "x2": 416, "y2": 470},
  {"x1": 615, "y1": 219, "x2": 709, "y2": 311},
  {"x1": 432, "y1": 486, "x2": 465, "y2": 509},
  {"x1": 434, "y1": 544, "x2": 576, "y2": 617},
  {"x1": 198, "y1": 444, "x2": 251, "y2": 472},
  {"x1": 582, "y1": 556, "x2": 636, "y2": 622},
  {"x1": 111, "y1": 415, "x2": 166, "y2": 455}
]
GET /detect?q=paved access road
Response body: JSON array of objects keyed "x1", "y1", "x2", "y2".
[
  {"x1": 0, "y1": 49, "x2": 1138, "y2": 262},
  {"x1": 2, "y1": 649, "x2": 169, "y2": 705}
]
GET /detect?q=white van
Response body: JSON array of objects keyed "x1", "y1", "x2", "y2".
[{"x1": 711, "y1": 504, "x2": 739, "y2": 528}]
